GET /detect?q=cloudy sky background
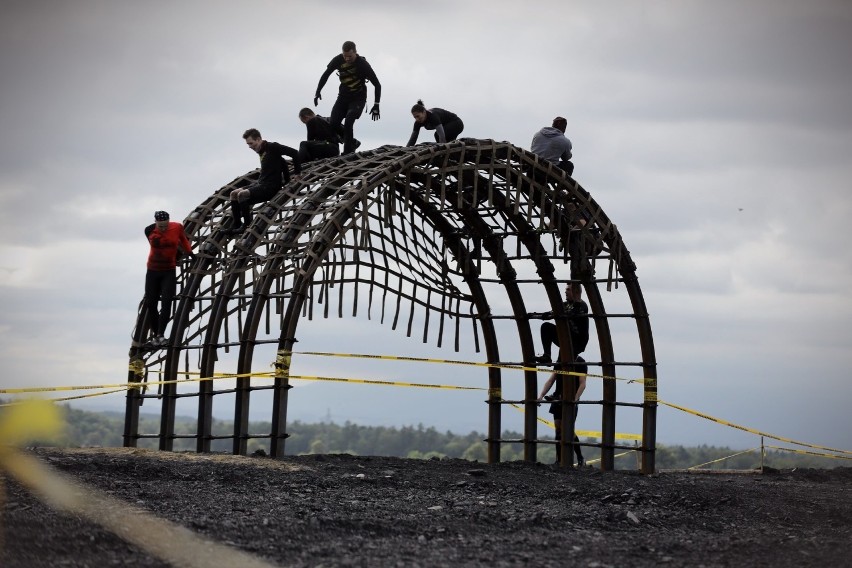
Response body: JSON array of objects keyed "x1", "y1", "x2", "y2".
[{"x1": 2, "y1": 1, "x2": 851, "y2": 453}]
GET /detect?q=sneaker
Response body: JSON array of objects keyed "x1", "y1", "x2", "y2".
[
  {"x1": 353, "y1": 139, "x2": 362, "y2": 151},
  {"x1": 151, "y1": 335, "x2": 167, "y2": 348},
  {"x1": 535, "y1": 353, "x2": 552, "y2": 364},
  {"x1": 224, "y1": 224, "x2": 245, "y2": 236},
  {"x1": 576, "y1": 458, "x2": 586, "y2": 468}
]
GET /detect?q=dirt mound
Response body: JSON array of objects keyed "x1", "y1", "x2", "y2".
[{"x1": 3, "y1": 448, "x2": 850, "y2": 567}]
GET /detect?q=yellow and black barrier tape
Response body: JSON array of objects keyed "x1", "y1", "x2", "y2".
[
  {"x1": 283, "y1": 350, "x2": 650, "y2": 385},
  {"x1": 644, "y1": 377, "x2": 657, "y2": 402},
  {"x1": 586, "y1": 449, "x2": 636, "y2": 465},
  {"x1": 660, "y1": 400, "x2": 852, "y2": 456},
  {"x1": 765, "y1": 445, "x2": 852, "y2": 461},
  {"x1": 508, "y1": 402, "x2": 642, "y2": 441},
  {"x1": 0, "y1": 389, "x2": 133, "y2": 408},
  {"x1": 288, "y1": 374, "x2": 485, "y2": 391},
  {"x1": 4, "y1": 350, "x2": 847, "y2": 458},
  {"x1": 687, "y1": 447, "x2": 760, "y2": 470},
  {"x1": 0, "y1": 371, "x2": 486, "y2": 396}
]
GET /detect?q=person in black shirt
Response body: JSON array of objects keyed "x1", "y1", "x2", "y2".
[
  {"x1": 535, "y1": 281, "x2": 590, "y2": 466},
  {"x1": 407, "y1": 100, "x2": 464, "y2": 146},
  {"x1": 536, "y1": 281, "x2": 589, "y2": 364},
  {"x1": 314, "y1": 40, "x2": 381, "y2": 154},
  {"x1": 226, "y1": 128, "x2": 301, "y2": 236},
  {"x1": 297, "y1": 108, "x2": 340, "y2": 164}
]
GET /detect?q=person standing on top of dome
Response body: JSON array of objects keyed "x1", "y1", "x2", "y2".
[{"x1": 313, "y1": 40, "x2": 381, "y2": 155}]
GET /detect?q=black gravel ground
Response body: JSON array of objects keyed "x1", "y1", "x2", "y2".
[{"x1": 2, "y1": 448, "x2": 850, "y2": 567}]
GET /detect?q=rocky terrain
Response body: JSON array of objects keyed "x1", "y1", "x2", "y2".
[{"x1": 2, "y1": 448, "x2": 850, "y2": 567}]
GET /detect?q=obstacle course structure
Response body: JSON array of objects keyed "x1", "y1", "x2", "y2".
[{"x1": 125, "y1": 139, "x2": 657, "y2": 472}]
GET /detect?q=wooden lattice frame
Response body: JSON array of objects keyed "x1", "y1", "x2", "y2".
[{"x1": 125, "y1": 139, "x2": 658, "y2": 472}]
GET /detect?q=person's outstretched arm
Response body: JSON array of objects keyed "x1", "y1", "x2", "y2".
[
  {"x1": 362, "y1": 59, "x2": 381, "y2": 120},
  {"x1": 538, "y1": 373, "x2": 557, "y2": 400},
  {"x1": 178, "y1": 226, "x2": 192, "y2": 256},
  {"x1": 314, "y1": 57, "x2": 338, "y2": 106},
  {"x1": 406, "y1": 123, "x2": 421, "y2": 146}
]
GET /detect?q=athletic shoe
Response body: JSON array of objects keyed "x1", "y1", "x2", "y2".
[{"x1": 535, "y1": 353, "x2": 552, "y2": 364}]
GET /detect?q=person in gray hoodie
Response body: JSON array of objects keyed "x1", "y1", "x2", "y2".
[{"x1": 531, "y1": 116, "x2": 574, "y2": 176}]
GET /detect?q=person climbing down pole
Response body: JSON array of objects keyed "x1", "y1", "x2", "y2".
[{"x1": 143, "y1": 211, "x2": 192, "y2": 348}]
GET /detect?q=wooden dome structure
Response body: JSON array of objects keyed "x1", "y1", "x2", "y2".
[{"x1": 125, "y1": 139, "x2": 658, "y2": 472}]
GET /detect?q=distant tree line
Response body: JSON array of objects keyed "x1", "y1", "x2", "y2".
[{"x1": 2, "y1": 401, "x2": 844, "y2": 470}]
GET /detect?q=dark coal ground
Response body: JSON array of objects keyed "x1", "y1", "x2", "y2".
[{"x1": 2, "y1": 448, "x2": 850, "y2": 567}]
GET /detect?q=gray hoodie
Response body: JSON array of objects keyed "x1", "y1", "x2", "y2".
[{"x1": 530, "y1": 127, "x2": 572, "y2": 164}]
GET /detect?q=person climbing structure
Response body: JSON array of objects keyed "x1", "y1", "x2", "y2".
[{"x1": 143, "y1": 210, "x2": 192, "y2": 348}]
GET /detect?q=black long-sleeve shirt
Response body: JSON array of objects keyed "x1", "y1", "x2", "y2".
[
  {"x1": 407, "y1": 108, "x2": 460, "y2": 146},
  {"x1": 256, "y1": 141, "x2": 301, "y2": 189},
  {"x1": 305, "y1": 115, "x2": 339, "y2": 143},
  {"x1": 316, "y1": 54, "x2": 381, "y2": 102}
]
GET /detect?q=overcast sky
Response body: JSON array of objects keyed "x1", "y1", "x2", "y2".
[{"x1": 1, "y1": 0, "x2": 851, "y2": 455}]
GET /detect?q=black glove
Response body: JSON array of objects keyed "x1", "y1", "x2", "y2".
[
  {"x1": 314, "y1": 93, "x2": 321, "y2": 106},
  {"x1": 370, "y1": 103, "x2": 380, "y2": 121}
]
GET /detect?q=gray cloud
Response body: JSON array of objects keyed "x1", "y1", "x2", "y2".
[{"x1": 1, "y1": 0, "x2": 851, "y2": 450}]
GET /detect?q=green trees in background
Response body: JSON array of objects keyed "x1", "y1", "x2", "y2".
[{"x1": 3, "y1": 401, "x2": 844, "y2": 470}]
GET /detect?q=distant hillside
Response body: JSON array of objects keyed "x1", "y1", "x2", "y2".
[{"x1": 2, "y1": 401, "x2": 842, "y2": 469}]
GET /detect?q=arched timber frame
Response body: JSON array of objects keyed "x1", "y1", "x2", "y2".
[{"x1": 125, "y1": 139, "x2": 658, "y2": 473}]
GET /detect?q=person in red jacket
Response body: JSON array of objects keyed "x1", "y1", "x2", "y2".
[{"x1": 144, "y1": 211, "x2": 192, "y2": 347}]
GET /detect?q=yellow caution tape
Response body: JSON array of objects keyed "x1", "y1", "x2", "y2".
[
  {"x1": 5, "y1": 348, "x2": 847, "y2": 459},
  {"x1": 274, "y1": 350, "x2": 291, "y2": 380},
  {"x1": 643, "y1": 377, "x2": 657, "y2": 402},
  {"x1": 688, "y1": 447, "x2": 760, "y2": 470},
  {"x1": 585, "y1": 449, "x2": 636, "y2": 465},
  {"x1": 660, "y1": 400, "x2": 852, "y2": 456},
  {"x1": 0, "y1": 389, "x2": 129, "y2": 407},
  {"x1": 0, "y1": 448, "x2": 280, "y2": 568},
  {"x1": 288, "y1": 350, "x2": 647, "y2": 384},
  {"x1": 509, "y1": 403, "x2": 642, "y2": 441},
  {"x1": 765, "y1": 445, "x2": 852, "y2": 461},
  {"x1": 289, "y1": 374, "x2": 486, "y2": 391}
]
